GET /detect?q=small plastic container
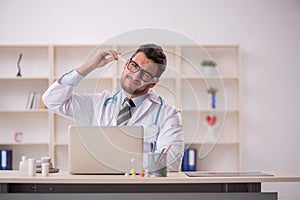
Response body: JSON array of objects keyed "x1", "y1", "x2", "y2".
[
  {"x1": 19, "y1": 156, "x2": 28, "y2": 176},
  {"x1": 42, "y1": 163, "x2": 50, "y2": 177},
  {"x1": 28, "y1": 158, "x2": 36, "y2": 177}
]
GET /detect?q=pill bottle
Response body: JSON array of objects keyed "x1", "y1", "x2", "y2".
[
  {"x1": 42, "y1": 163, "x2": 50, "y2": 177},
  {"x1": 28, "y1": 158, "x2": 36, "y2": 177},
  {"x1": 19, "y1": 156, "x2": 28, "y2": 176}
]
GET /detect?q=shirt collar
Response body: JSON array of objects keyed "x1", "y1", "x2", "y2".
[{"x1": 121, "y1": 90, "x2": 149, "y2": 108}]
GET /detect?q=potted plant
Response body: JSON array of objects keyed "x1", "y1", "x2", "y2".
[{"x1": 201, "y1": 60, "x2": 217, "y2": 76}]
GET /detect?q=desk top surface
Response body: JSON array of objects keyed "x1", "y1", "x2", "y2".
[{"x1": 0, "y1": 171, "x2": 300, "y2": 184}]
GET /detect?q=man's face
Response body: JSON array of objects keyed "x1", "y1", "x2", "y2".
[{"x1": 120, "y1": 52, "x2": 159, "y2": 98}]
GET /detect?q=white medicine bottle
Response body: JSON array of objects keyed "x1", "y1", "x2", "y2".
[
  {"x1": 28, "y1": 158, "x2": 36, "y2": 177},
  {"x1": 19, "y1": 156, "x2": 28, "y2": 176}
]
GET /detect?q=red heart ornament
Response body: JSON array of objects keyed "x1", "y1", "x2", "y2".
[{"x1": 206, "y1": 116, "x2": 217, "y2": 126}]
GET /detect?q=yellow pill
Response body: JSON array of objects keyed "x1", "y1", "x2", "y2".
[{"x1": 130, "y1": 169, "x2": 136, "y2": 174}]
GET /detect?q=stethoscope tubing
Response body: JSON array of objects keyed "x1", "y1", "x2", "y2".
[{"x1": 103, "y1": 91, "x2": 163, "y2": 126}]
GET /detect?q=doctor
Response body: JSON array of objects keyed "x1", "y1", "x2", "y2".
[{"x1": 42, "y1": 44, "x2": 184, "y2": 171}]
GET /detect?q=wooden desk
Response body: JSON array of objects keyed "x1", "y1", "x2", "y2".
[{"x1": 0, "y1": 171, "x2": 300, "y2": 200}]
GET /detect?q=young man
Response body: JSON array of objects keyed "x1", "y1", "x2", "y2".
[{"x1": 43, "y1": 44, "x2": 184, "y2": 171}]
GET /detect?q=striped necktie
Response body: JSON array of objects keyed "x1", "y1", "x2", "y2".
[{"x1": 117, "y1": 97, "x2": 135, "y2": 125}]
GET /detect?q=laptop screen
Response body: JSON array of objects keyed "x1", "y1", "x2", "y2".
[{"x1": 68, "y1": 125, "x2": 144, "y2": 174}]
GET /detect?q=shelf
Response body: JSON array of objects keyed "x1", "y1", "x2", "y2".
[
  {"x1": 0, "y1": 46, "x2": 50, "y2": 78},
  {"x1": 182, "y1": 110, "x2": 239, "y2": 145},
  {"x1": 0, "y1": 77, "x2": 49, "y2": 80},
  {"x1": 0, "y1": 44, "x2": 241, "y2": 172},
  {"x1": 185, "y1": 142, "x2": 239, "y2": 145},
  {"x1": 181, "y1": 44, "x2": 240, "y2": 48},
  {"x1": 188, "y1": 143, "x2": 240, "y2": 171},
  {"x1": 54, "y1": 143, "x2": 68, "y2": 146},
  {"x1": 180, "y1": 46, "x2": 239, "y2": 79},
  {"x1": 181, "y1": 76, "x2": 239, "y2": 80},
  {"x1": 0, "y1": 112, "x2": 50, "y2": 144},
  {"x1": 181, "y1": 78, "x2": 239, "y2": 111},
  {"x1": 0, "y1": 143, "x2": 49, "y2": 146},
  {"x1": 0, "y1": 144, "x2": 50, "y2": 170},
  {"x1": 0, "y1": 78, "x2": 49, "y2": 110},
  {"x1": 182, "y1": 109, "x2": 239, "y2": 113},
  {"x1": 0, "y1": 109, "x2": 48, "y2": 113}
]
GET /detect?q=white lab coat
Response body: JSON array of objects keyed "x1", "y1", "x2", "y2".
[{"x1": 42, "y1": 80, "x2": 184, "y2": 171}]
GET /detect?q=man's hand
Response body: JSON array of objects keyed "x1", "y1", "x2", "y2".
[{"x1": 76, "y1": 50, "x2": 119, "y2": 76}]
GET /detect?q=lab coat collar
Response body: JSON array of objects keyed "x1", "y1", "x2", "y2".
[
  {"x1": 146, "y1": 89, "x2": 161, "y2": 104},
  {"x1": 127, "y1": 89, "x2": 161, "y2": 125}
]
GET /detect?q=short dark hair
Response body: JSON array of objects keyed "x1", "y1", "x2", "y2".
[{"x1": 131, "y1": 44, "x2": 167, "y2": 78}]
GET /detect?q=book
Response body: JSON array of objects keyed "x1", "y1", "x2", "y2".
[
  {"x1": 0, "y1": 149, "x2": 13, "y2": 170},
  {"x1": 25, "y1": 91, "x2": 35, "y2": 109},
  {"x1": 181, "y1": 148, "x2": 197, "y2": 171},
  {"x1": 25, "y1": 92, "x2": 46, "y2": 109},
  {"x1": 32, "y1": 92, "x2": 38, "y2": 109}
]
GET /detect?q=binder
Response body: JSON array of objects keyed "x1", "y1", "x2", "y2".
[
  {"x1": 181, "y1": 148, "x2": 196, "y2": 171},
  {"x1": 0, "y1": 149, "x2": 13, "y2": 170}
]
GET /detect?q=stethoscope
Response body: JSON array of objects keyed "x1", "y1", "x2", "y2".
[{"x1": 103, "y1": 91, "x2": 163, "y2": 126}]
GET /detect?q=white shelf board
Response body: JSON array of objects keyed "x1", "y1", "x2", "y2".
[
  {"x1": 54, "y1": 143, "x2": 68, "y2": 146},
  {"x1": 185, "y1": 142, "x2": 240, "y2": 145},
  {"x1": 0, "y1": 77, "x2": 49, "y2": 80},
  {"x1": 0, "y1": 143, "x2": 49, "y2": 146},
  {"x1": 0, "y1": 109, "x2": 48, "y2": 113},
  {"x1": 182, "y1": 109, "x2": 239, "y2": 113}
]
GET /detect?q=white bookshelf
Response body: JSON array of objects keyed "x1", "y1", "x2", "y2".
[{"x1": 0, "y1": 44, "x2": 241, "y2": 171}]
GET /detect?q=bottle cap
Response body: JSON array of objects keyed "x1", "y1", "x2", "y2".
[
  {"x1": 41, "y1": 157, "x2": 51, "y2": 163},
  {"x1": 28, "y1": 158, "x2": 36, "y2": 163}
]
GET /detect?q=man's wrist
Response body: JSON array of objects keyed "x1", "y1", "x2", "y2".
[
  {"x1": 76, "y1": 63, "x2": 97, "y2": 76},
  {"x1": 58, "y1": 69, "x2": 84, "y2": 86}
]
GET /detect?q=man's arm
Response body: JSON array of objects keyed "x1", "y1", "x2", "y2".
[
  {"x1": 157, "y1": 107, "x2": 184, "y2": 171},
  {"x1": 76, "y1": 50, "x2": 119, "y2": 76},
  {"x1": 42, "y1": 50, "x2": 119, "y2": 123},
  {"x1": 42, "y1": 76, "x2": 94, "y2": 124}
]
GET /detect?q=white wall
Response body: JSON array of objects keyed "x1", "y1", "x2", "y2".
[{"x1": 1, "y1": 0, "x2": 300, "y2": 199}]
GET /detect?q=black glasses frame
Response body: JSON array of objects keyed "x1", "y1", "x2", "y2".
[{"x1": 127, "y1": 58, "x2": 158, "y2": 82}]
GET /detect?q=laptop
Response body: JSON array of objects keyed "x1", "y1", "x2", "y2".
[{"x1": 68, "y1": 125, "x2": 144, "y2": 174}]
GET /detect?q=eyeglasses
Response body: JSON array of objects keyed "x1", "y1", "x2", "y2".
[{"x1": 127, "y1": 58, "x2": 158, "y2": 82}]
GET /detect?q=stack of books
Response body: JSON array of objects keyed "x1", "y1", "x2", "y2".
[{"x1": 25, "y1": 91, "x2": 46, "y2": 109}]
